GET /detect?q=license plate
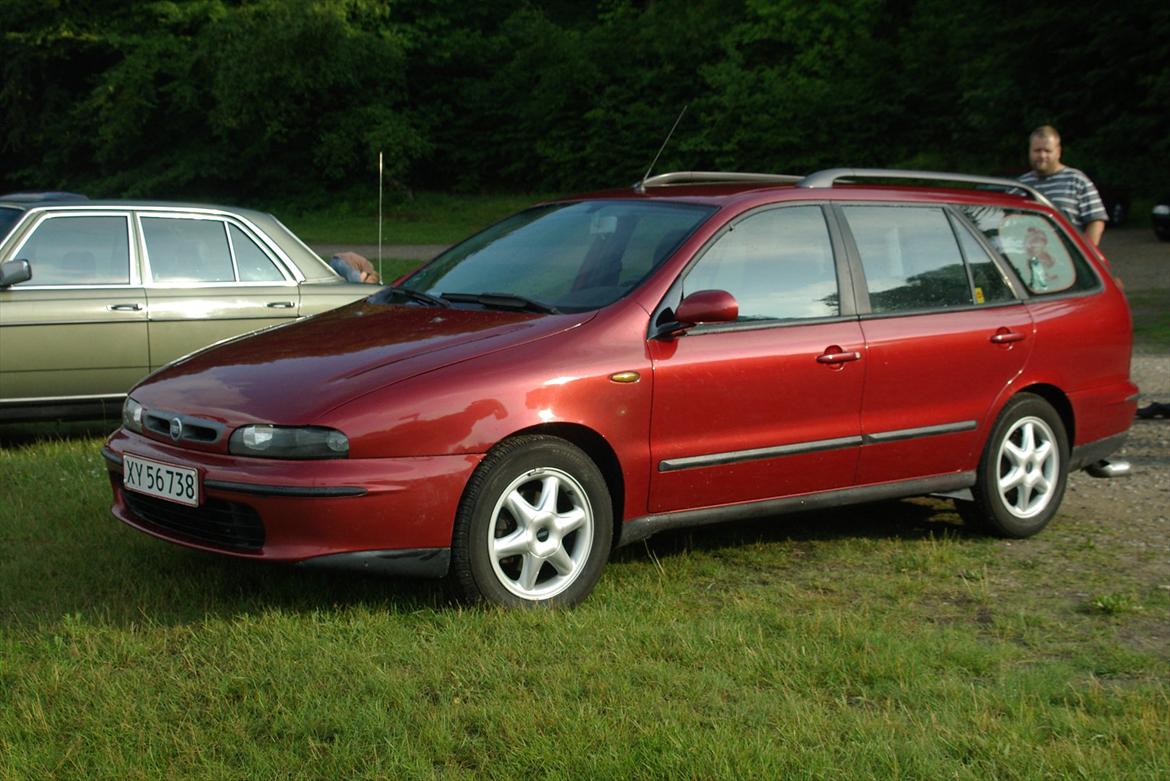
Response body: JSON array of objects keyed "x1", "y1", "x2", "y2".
[{"x1": 123, "y1": 454, "x2": 201, "y2": 507}]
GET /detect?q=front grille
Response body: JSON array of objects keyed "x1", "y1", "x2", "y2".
[
  {"x1": 125, "y1": 492, "x2": 265, "y2": 552},
  {"x1": 143, "y1": 411, "x2": 224, "y2": 444}
]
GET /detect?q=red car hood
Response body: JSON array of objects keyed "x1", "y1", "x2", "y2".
[{"x1": 133, "y1": 301, "x2": 591, "y2": 423}]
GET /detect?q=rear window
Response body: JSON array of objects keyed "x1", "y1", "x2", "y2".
[{"x1": 958, "y1": 206, "x2": 1100, "y2": 295}]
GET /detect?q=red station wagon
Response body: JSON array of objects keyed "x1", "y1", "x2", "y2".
[{"x1": 103, "y1": 169, "x2": 1137, "y2": 606}]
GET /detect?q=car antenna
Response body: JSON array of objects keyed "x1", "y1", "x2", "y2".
[
  {"x1": 377, "y1": 150, "x2": 384, "y2": 283},
  {"x1": 637, "y1": 104, "x2": 688, "y2": 193}
]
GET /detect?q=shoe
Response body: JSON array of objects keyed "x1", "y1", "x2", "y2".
[{"x1": 1136, "y1": 402, "x2": 1170, "y2": 420}]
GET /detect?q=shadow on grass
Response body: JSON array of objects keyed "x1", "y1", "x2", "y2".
[
  {"x1": 0, "y1": 419, "x2": 120, "y2": 448},
  {"x1": 617, "y1": 496, "x2": 977, "y2": 564},
  {"x1": 2, "y1": 496, "x2": 976, "y2": 630}
]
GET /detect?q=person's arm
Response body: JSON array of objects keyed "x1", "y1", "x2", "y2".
[{"x1": 1084, "y1": 219, "x2": 1105, "y2": 246}]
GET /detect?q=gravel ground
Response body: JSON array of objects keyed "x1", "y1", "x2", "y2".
[{"x1": 1054, "y1": 227, "x2": 1169, "y2": 642}]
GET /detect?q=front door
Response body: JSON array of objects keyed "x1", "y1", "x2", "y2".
[
  {"x1": 0, "y1": 212, "x2": 148, "y2": 403},
  {"x1": 648, "y1": 204, "x2": 866, "y2": 513}
]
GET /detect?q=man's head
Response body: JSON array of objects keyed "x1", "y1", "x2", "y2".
[{"x1": 1028, "y1": 125, "x2": 1064, "y2": 177}]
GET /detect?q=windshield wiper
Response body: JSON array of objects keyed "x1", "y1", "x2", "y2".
[
  {"x1": 372, "y1": 286, "x2": 450, "y2": 307},
  {"x1": 440, "y1": 292, "x2": 560, "y2": 314}
]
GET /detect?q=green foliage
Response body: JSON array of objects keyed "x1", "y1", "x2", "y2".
[{"x1": 1, "y1": 0, "x2": 1166, "y2": 198}]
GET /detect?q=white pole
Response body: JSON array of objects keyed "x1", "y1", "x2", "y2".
[{"x1": 378, "y1": 151, "x2": 384, "y2": 282}]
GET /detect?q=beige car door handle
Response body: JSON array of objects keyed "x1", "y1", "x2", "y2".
[
  {"x1": 107, "y1": 303, "x2": 143, "y2": 311},
  {"x1": 266, "y1": 301, "x2": 295, "y2": 309}
]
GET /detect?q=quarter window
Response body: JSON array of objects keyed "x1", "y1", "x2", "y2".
[
  {"x1": 844, "y1": 206, "x2": 971, "y2": 313},
  {"x1": 959, "y1": 206, "x2": 1098, "y2": 295},
  {"x1": 16, "y1": 215, "x2": 131, "y2": 285},
  {"x1": 229, "y1": 224, "x2": 284, "y2": 281},
  {"x1": 683, "y1": 206, "x2": 839, "y2": 321}
]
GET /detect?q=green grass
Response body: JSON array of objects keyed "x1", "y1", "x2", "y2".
[
  {"x1": 1127, "y1": 289, "x2": 1170, "y2": 349},
  {"x1": 2, "y1": 436, "x2": 1167, "y2": 778},
  {"x1": 280, "y1": 191, "x2": 559, "y2": 245}
]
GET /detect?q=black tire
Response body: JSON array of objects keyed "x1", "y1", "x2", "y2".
[
  {"x1": 960, "y1": 394, "x2": 1069, "y2": 538},
  {"x1": 449, "y1": 435, "x2": 613, "y2": 607}
]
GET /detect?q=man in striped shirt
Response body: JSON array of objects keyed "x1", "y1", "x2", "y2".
[{"x1": 1019, "y1": 125, "x2": 1108, "y2": 245}]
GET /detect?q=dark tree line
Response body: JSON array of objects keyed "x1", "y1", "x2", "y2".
[{"x1": 1, "y1": 0, "x2": 1166, "y2": 200}]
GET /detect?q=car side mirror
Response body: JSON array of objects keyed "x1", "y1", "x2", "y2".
[
  {"x1": 0, "y1": 259, "x2": 32, "y2": 289},
  {"x1": 675, "y1": 289, "x2": 739, "y2": 328},
  {"x1": 654, "y1": 289, "x2": 739, "y2": 339}
]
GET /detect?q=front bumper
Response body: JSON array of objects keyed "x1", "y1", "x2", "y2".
[{"x1": 104, "y1": 429, "x2": 480, "y2": 576}]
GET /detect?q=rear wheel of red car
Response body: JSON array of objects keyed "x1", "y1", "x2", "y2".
[
  {"x1": 450, "y1": 435, "x2": 613, "y2": 607},
  {"x1": 961, "y1": 394, "x2": 1069, "y2": 538}
]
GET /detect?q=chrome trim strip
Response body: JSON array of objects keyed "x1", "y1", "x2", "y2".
[
  {"x1": 659, "y1": 420, "x2": 976, "y2": 473},
  {"x1": 203, "y1": 480, "x2": 367, "y2": 497},
  {"x1": 2, "y1": 392, "x2": 125, "y2": 405},
  {"x1": 863, "y1": 420, "x2": 977, "y2": 444},
  {"x1": 103, "y1": 449, "x2": 366, "y2": 497},
  {"x1": 659, "y1": 435, "x2": 862, "y2": 472}
]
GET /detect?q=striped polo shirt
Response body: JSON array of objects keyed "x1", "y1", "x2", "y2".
[{"x1": 1018, "y1": 167, "x2": 1108, "y2": 229}]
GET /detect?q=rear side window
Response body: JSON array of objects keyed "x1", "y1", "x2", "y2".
[
  {"x1": 143, "y1": 217, "x2": 235, "y2": 283},
  {"x1": 958, "y1": 206, "x2": 1099, "y2": 295},
  {"x1": 682, "y1": 205, "x2": 839, "y2": 321},
  {"x1": 15, "y1": 215, "x2": 131, "y2": 285},
  {"x1": 843, "y1": 206, "x2": 971, "y2": 313}
]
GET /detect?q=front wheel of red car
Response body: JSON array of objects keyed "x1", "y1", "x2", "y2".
[
  {"x1": 961, "y1": 394, "x2": 1069, "y2": 538},
  {"x1": 450, "y1": 435, "x2": 613, "y2": 607}
]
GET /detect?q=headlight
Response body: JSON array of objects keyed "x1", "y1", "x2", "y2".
[
  {"x1": 122, "y1": 397, "x2": 144, "y2": 433},
  {"x1": 229, "y1": 425, "x2": 349, "y2": 459},
  {"x1": 1153, "y1": 205, "x2": 1170, "y2": 216}
]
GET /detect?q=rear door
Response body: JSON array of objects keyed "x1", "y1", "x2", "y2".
[
  {"x1": 139, "y1": 212, "x2": 302, "y2": 369},
  {"x1": 648, "y1": 204, "x2": 866, "y2": 513},
  {"x1": 839, "y1": 204, "x2": 1034, "y2": 485},
  {"x1": 0, "y1": 211, "x2": 148, "y2": 403}
]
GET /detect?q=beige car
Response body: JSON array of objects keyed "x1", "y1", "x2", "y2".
[{"x1": 0, "y1": 194, "x2": 375, "y2": 420}]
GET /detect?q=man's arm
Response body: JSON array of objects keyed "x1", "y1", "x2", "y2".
[{"x1": 1083, "y1": 219, "x2": 1105, "y2": 246}]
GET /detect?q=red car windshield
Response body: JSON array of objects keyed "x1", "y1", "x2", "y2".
[{"x1": 402, "y1": 200, "x2": 715, "y2": 313}]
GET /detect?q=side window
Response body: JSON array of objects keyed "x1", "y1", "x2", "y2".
[
  {"x1": 683, "y1": 205, "x2": 839, "y2": 321},
  {"x1": 844, "y1": 206, "x2": 971, "y2": 313},
  {"x1": 949, "y1": 214, "x2": 1015, "y2": 305},
  {"x1": 958, "y1": 206, "x2": 1099, "y2": 295},
  {"x1": 16, "y1": 215, "x2": 131, "y2": 286},
  {"x1": 229, "y1": 224, "x2": 284, "y2": 282},
  {"x1": 142, "y1": 217, "x2": 235, "y2": 283}
]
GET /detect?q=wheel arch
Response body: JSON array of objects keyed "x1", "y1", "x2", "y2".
[
  {"x1": 1011, "y1": 383, "x2": 1075, "y2": 446},
  {"x1": 506, "y1": 422, "x2": 626, "y2": 550}
]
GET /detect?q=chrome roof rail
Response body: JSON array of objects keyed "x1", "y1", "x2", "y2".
[
  {"x1": 797, "y1": 168, "x2": 1055, "y2": 209},
  {"x1": 636, "y1": 171, "x2": 803, "y2": 191}
]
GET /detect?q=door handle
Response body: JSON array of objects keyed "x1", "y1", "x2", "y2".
[
  {"x1": 107, "y1": 303, "x2": 142, "y2": 311},
  {"x1": 989, "y1": 328, "x2": 1026, "y2": 344},
  {"x1": 816, "y1": 347, "x2": 862, "y2": 364},
  {"x1": 266, "y1": 301, "x2": 295, "y2": 309}
]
